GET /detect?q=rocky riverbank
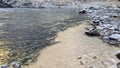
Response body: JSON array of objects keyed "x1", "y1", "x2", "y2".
[
  {"x1": 0, "y1": 1, "x2": 120, "y2": 68},
  {"x1": 81, "y1": 2, "x2": 120, "y2": 45},
  {"x1": 24, "y1": 3, "x2": 120, "y2": 68}
]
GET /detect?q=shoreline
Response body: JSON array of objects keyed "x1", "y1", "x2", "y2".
[
  {"x1": 24, "y1": 21, "x2": 120, "y2": 68},
  {"x1": 0, "y1": 1, "x2": 120, "y2": 67}
]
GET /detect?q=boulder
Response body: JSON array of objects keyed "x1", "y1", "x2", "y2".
[
  {"x1": 85, "y1": 27, "x2": 100, "y2": 36},
  {"x1": 109, "y1": 34, "x2": 120, "y2": 41},
  {"x1": 116, "y1": 53, "x2": 120, "y2": 60}
]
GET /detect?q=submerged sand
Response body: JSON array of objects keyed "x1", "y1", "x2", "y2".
[{"x1": 25, "y1": 21, "x2": 120, "y2": 68}]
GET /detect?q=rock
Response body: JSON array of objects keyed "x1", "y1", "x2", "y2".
[
  {"x1": 0, "y1": 64, "x2": 7, "y2": 68},
  {"x1": 108, "y1": 40, "x2": 118, "y2": 45},
  {"x1": 117, "y1": 62, "x2": 120, "y2": 68},
  {"x1": 79, "y1": 10, "x2": 86, "y2": 14},
  {"x1": 89, "y1": 6, "x2": 99, "y2": 10},
  {"x1": 85, "y1": 27, "x2": 100, "y2": 36},
  {"x1": 0, "y1": 2, "x2": 12, "y2": 8},
  {"x1": 103, "y1": 34, "x2": 120, "y2": 45},
  {"x1": 109, "y1": 34, "x2": 120, "y2": 41},
  {"x1": 92, "y1": 20, "x2": 100, "y2": 25},
  {"x1": 116, "y1": 53, "x2": 120, "y2": 60},
  {"x1": 9, "y1": 61, "x2": 21, "y2": 68},
  {"x1": 77, "y1": 57, "x2": 82, "y2": 59},
  {"x1": 86, "y1": 4, "x2": 120, "y2": 45},
  {"x1": 103, "y1": 36, "x2": 110, "y2": 43}
]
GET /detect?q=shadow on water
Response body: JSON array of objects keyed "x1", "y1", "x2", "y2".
[{"x1": 0, "y1": 8, "x2": 88, "y2": 64}]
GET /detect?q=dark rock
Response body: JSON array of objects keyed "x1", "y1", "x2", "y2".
[
  {"x1": 89, "y1": 7, "x2": 99, "y2": 10},
  {"x1": 38, "y1": 6, "x2": 45, "y2": 8},
  {"x1": 79, "y1": 10, "x2": 86, "y2": 14},
  {"x1": 116, "y1": 53, "x2": 120, "y2": 60},
  {"x1": 0, "y1": 2, "x2": 12, "y2": 8},
  {"x1": 92, "y1": 20, "x2": 100, "y2": 25}
]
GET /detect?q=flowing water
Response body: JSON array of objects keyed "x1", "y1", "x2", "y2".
[{"x1": 0, "y1": 8, "x2": 87, "y2": 64}]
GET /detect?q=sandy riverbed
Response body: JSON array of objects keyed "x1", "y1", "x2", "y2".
[{"x1": 24, "y1": 21, "x2": 120, "y2": 68}]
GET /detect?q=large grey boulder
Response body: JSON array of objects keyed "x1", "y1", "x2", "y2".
[{"x1": 109, "y1": 34, "x2": 120, "y2": 41}]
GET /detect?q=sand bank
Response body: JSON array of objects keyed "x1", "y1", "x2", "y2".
[{"x1": 25, "y1": 21, "x2": 120, "y2": 68}]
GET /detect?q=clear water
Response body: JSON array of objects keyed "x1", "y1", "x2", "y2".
[{"x1": 0, "y1": 8, "x2": 87, "y2": 64}]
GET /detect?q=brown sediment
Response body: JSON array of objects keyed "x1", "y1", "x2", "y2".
[{"x1": 24, "y1": 21, "x2": 119, "y2": 68}]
